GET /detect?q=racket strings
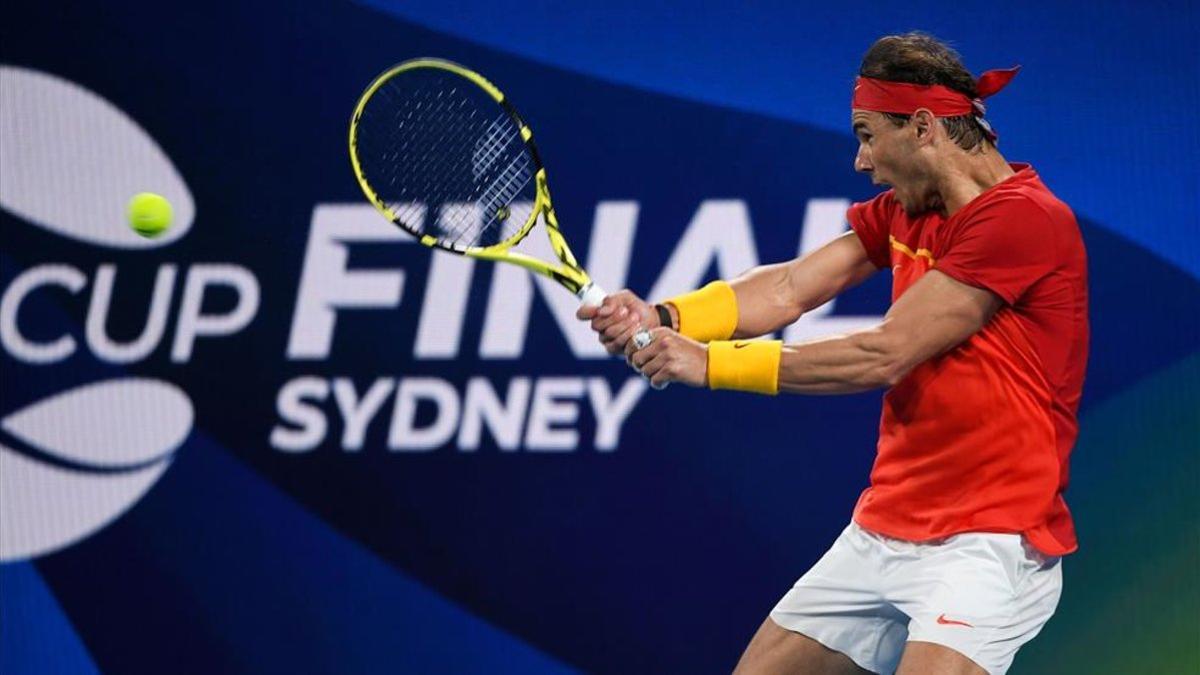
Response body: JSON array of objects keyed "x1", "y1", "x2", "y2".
[
  {"x1": 355, "y1": 71, "x2": 537, "y2": 250},
  {"x1": 441, "y1": 117, "x2": 528, "y2": 245},
  {"x1": 472, "y1": 115, "x2": 519, "y2": 178},
  {"x1": 471, "y1": 153, "x2": 532, "y2": 237}
]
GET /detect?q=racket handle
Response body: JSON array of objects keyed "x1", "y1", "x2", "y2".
[{"x1": 577, "y1": 282, "x2": 607, "y2": 308}]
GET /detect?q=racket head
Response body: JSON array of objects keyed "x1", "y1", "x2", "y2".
[{"x1": 349, "y1": 58, "x2": 545, "y2": 255}]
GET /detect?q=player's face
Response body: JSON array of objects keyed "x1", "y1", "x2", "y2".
[{"x1": 851, "y1": 111, "x2": 938, "y2": 215}]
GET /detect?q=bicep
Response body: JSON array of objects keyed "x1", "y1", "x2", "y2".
[
  {"x1": 784, "y1": 231, "x2": 880, "y2": 314},
  {"x1": 880, "y1": 270, "x2": 1002, "y2": 370}
]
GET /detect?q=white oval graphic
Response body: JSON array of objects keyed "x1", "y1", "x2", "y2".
[
  {"x1": 2, "y1": 378, "x2": 192, "y2": 467},
  {"x1": 0, "y1": 378, "x2": 192, "y2": 561},
  {"x1": 0, "y1": 65, "x2": 194, "y2": 249},
  {"x1": 0, "y1": 445, "x2": 171, "y2": 561}
]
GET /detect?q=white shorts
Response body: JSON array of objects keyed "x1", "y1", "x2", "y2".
[{"x1": 770, "y1": 522, "x2": 1062, "y2": 675}]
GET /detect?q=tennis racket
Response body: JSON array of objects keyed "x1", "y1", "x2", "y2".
[{"x1": 348, "y1": 58, "x2": 606, "y2": 307}]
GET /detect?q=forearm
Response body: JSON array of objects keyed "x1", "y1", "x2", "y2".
[
  {"x1": 661, "y1": 234, "x2": 877, "y2": 342},
  {"x1": 675, "y1": 271, "x2": 999, "y2": 397},
  {"x1": 728, "y1": 262, "x2": 803, "y2": 338},
  {"x1": 776, "y1": 327, "x2": 902, "y2": 394},
  {"x1": 718, "y1": 232, "x2": 879, "y2": 339}
]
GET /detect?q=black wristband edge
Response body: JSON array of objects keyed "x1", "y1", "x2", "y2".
[{"x1": 654, "y1": 304, "x2": 673, "y2": 330}]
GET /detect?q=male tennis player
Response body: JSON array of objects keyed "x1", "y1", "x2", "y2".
[{"x1": 578, "y1": 33, "x2": 1088, "y2": 675}]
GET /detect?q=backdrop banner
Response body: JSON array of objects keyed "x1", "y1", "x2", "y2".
[{"x1": 2, "y1": 2, "x2": 1197, "y2": 673}]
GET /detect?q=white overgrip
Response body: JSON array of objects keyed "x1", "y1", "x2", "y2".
[{"x1": 576, "y1": 282, "x2": 607, "y2": 308}]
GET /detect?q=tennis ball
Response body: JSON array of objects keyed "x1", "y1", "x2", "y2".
[{"x1": 127, "y1": 192, "x2": 173, "y2": 238}]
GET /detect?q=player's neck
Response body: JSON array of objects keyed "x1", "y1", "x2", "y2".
[{"x1": 931, "y1": 147, "x2": 1015, "y2": 217}]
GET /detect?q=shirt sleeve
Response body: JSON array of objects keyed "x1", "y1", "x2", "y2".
[
  {"x1": 933, "y1": 195, "x2": 1059, "y2": 304},
  {"x1": 846, "y1": 191, "x2": 897, "y2": 270}
]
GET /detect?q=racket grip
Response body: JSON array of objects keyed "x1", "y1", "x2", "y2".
[{"x1": 577, "y1": 282, "x2": 607, "y2": 308}]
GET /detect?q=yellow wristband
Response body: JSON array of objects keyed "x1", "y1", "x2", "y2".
[
  {"x1": 665, "y1": 280, "x2": 737, "y2": 342},
  {"x1": 707, "y1": 340, "x2": 782, "y2": 395}
]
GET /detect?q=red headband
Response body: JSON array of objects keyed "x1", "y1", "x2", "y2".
[{"x1": 852, "y1": 66, "x2": 1020, "y2": 139}]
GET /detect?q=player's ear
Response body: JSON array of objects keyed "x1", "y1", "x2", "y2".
[{"x1": 911, "y1": 108, "x2": 937, "y2": 145}]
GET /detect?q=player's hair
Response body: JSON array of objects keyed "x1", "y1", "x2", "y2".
[{"x1": 859, "y1": 32, "x2": 991, "y2": 152}]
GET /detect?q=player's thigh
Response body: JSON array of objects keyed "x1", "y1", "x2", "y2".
[
  {"x1": 896, "y1": 641, "x2": 986, "y2": 675},
  {"x1": 896, "y1": 533, "x2": 1063, "y2": 674},
  {"x1": 734, "y1": 617, "x2": 872, "y2": 675}
]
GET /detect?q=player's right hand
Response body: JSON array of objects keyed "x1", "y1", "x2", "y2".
[{"x1": 576, "y1": 289, "x2": 658, "y2": 355}]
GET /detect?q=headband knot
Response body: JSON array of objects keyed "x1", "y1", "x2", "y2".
[{"x1": 852, "y1": 66, "x2": 1020, "y2": 141}]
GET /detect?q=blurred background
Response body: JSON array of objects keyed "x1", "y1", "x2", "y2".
[{"x1": 1, "y1": 1, "x2": 1197, "y2": 673}]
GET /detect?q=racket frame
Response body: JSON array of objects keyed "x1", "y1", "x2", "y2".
[{"x1": 349, "y1": 58, "x2": 599, "y2": 300}]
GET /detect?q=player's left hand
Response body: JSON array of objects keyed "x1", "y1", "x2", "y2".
[{"x1": 625, "y1": 327, "x2": 707, "y2": 388}]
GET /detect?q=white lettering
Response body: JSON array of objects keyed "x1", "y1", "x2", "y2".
[
  {"x1": 270, "y1": 376, "x2": 330, "y2": 452},
  {"x1": 270, "y1": 375, "x2": 644, "y2": 454},
  {"x1": 171, "y1": 264, "x2": 260, "y2": 362},
  {"x1": 525, "y1": 377, "x2": 585, "y2": 451},
  {"x1": 86, "y1": 264, "x2": 176, "y2": 363},
  {"x1": 648, "y1": 200, "x2": 760, "y2": 300},
  {"x1": 0, "y1": 264, "x2": 86, "y2": 363},
  {"x1": 388, "y1": 377, "x2": 460, "y2": 451},
  {"x1": 332, "y1": 377, "x2": 395, "y2": 451},
  {"x1": 414, "y1": 253, "x2": 475, "y2": 358},
  {"x1": 457, "y1": 376, "x2": 531, "y2": 451},
  {"x1": 288, "y1": 204, "x2": 409, "y2": 359},
  {"x1": 587, "y1": 377, "x2": 647, "y2": 451}
]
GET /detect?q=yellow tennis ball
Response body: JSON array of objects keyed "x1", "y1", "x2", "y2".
[{"x1": 127, "y1": 192, "x2": 173, "y2": 238}]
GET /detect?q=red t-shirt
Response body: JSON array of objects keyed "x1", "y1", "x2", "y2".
[{"x1": 847, "y1": 163, "x2": 1089, "y2": 556}]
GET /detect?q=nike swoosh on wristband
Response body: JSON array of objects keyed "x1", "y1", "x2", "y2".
[{"x1": 936, "y1": 614, "x2": 973, "y2": 627}]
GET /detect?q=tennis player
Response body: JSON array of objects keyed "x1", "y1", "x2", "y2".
[{"x1": 578, "y1": 33, "x2": 1088, "y2": 674}]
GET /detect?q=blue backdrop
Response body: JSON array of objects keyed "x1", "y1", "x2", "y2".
[{"x1": 1, "y1": 1, "x2": 1197, "y2": 673}]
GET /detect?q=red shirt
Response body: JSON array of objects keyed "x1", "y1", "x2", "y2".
[{"x1": 847, "y1": 163, "x2": 1089, "y2": 556}]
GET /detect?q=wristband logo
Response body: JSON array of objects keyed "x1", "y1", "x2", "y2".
[{"x1": 0, "y1": 65, "x2": 196, "y2": 561}]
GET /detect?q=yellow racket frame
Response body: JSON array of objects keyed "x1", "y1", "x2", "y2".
[{"x1": 349, "y1": 58, "x2": 598, "y2": 299}]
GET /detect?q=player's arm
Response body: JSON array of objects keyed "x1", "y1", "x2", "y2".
[
  {"x1": 773, "y1": 270, "x2": 1001, "y2": 393},
  {"x1": 722, "y1": 231, "x2": 880, "y2": 338},
  {"x1": 582, "y1": 232, "x2": 879, "y2": 354},
  {"x1": 627, "y1": 269, "x2": 1001, "y2": 392}
]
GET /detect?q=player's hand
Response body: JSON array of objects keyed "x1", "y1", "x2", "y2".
[
  {"x1": 626, "y1": 327, "x2": 707, "y2": 388},
  {"x1": 576, "y1": 290, "x2": 658, "y2": 355}
]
